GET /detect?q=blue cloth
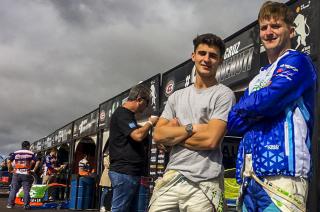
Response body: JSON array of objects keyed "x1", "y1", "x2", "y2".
[
  {"x1": 100, "y1": 186, "x2": 112, "y2": 208},
  {"x1": 109, "y1": 171, "x2": 140, "y2": 212},
  {"x1": 241, "y1": 178, "x2": 280, "y2": 212},
  {"x1": 7, "y1": 173, "x2": 34, "y2": 207},
  {"x1": 228, "y1": 50, "x2": 317, "y2": 183}
]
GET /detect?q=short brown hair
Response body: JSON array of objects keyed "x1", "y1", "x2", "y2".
[
  {"x1": 258, "y1": 1, "x2": 294, "y2": 26},
  {"x1": 193, "y1": 33, "x2": 225, "y2": 58}
]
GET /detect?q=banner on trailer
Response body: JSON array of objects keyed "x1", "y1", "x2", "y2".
[
  {"x1": 160, "y1": 60, "x2": 194, "y2": 113},
  {"x1": 217, "y1": 24, "x2": 260, "y2": 87},
  {"x1": 99, "y1": 90, "x2": 130, "y2": 130},
  {"x1": 135, "y1": 74, "x2": 161, "y2": 121},
  {"x1": 44, "y1": 133, "x2": 55, "y2": 150},
  {"x1": 73, "y1": 109, "x2": 99, "y2": 139},
  {"x1": 55, "y1": 123, "x2": 73, "y2": 145},
  {"x1": 291, "y1": 0, "x2": 317, "y2": 56},
  {"x1": 38, "y1": 138, "x2": 45, "y2": 151},
  {"x1": 30, "y1": 141, "x2": 36, "y2": 152}
]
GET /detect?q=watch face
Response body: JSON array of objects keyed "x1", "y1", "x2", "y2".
[{"x1": 186, "y1": 124, "x2": 193, "y2": 135}]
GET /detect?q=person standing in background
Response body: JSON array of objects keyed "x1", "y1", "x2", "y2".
[
  {"x1": 99, "y1": 152, "x2": 112, "y2": 212},
  {"x1": 78, "y1": 154, "x2": 93, "y2": 176},
  {"x1": 108, "y1": 84, "x2": 159, "y2": 212},
  {"x1": 7, "y1": 141, "x2": 35, "y2": 210},
  {"x1": 42, "y1": 148, "x2": 65, "y2": 184},
  {"x1": 31, "y1": 152, "x2": 43, "y2": 184}
]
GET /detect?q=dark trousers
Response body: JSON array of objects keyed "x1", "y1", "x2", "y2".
[
  {"x1": 7, "y1": 173, "x2": 34, "y2": 206},
  {"x1": 109, "y1": 171, "x2": 140, "y2": 212}
]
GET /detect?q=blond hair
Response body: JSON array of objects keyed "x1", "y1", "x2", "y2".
[{"x1": 258, "y1": 1, "x2": 294, "y2": 26}]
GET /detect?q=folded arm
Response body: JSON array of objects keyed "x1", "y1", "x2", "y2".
[
  {"x1": 181, "y1": 119, "x2": 227, "y2": 150},
  {"x1": 236, "y1": 55, "x2": 316, "y2": 119},
  {"x1": 153, "y1": 117, "x2": 189, "y2": 146}
]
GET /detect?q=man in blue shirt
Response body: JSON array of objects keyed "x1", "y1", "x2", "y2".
[{"x1": 228, "y1": 1, "x2": 317, "y2": 211}]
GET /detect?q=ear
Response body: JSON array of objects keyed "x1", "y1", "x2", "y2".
[
  {"x1": 289, "y1": 26, "x2": 295, "y2": 39},
  {"x1": 191, "y1": 52, "x2": 196, "y2": 62}
]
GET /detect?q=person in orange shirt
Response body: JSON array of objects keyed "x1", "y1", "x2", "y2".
[{"x1": 78, "y1": 154, "x2": 93, "y2": 176}]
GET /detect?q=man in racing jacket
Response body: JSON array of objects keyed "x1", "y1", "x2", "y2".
[
  {"x1": 6, "y1": 141, "x2": 36, "y2": 210},
  {"x1": 227, "y1": 1, "x2": 317, "y2": 212}
]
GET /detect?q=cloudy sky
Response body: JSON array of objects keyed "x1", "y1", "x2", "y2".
[{"x1": 0, "y1": 0, "x2": 286, "y2": 155}]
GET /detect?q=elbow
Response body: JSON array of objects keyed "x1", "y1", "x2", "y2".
[
  {"x1": 152, "y1": 131, "x2": 162, "y2": 143},
  {"x1": 153, "y1": 128, "x2": 163, "y2": 143},
  {"x1": 133, "y1": 135, "x2": 144, "y2": 142},
  {"x1": 207, "y1": 139, "x2": 220, "y2": 150}
]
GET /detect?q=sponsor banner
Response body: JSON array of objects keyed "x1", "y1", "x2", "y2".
[
  {"x1": 54, "y1": 123, "x2": 73, "y2": 145},
  {"x1": 217, "y1": 24, "x2": 260, "y2": 87},
  {"x1": 148, "y1": 141, "x2": 158, "y2": 177},
  {"x1": 291, "y1": 0, "x2": 317, "y2": 56},
  {"x1": 30, "y1": 141, "x2": 36, "y2": 152},
  {"x1": 73, "y1": 109, "x2": 99, "y2": 139},
  {"x1": 38, "y1": 138, "x2": 45, "y2": 151},
  {"x1": 99, "y1": 74, "x2": 161, "y2": 129},
  {"x1": 99, "y1": 90, "x2": 130, "y2": 129},
  {"x1": 44, "y1": 133, "x2": 55, "y2": 150},
  {"x1": 136, "y1": 74, "x2": 161, "y2": 121},
  {"x1": 160, "y1": 60, "x2": 194, "y2": 112}
]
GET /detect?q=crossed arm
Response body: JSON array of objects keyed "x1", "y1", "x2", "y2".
[{"x1": 153, "y1": 117, "x2": 227, "y2": 151}]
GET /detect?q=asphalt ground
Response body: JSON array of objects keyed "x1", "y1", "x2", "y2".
[{"x1": 0, "y1": 194, "x2": 99, "y2": 212}]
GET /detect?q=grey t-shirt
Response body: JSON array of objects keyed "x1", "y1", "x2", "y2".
[{"x1": 162, "y1": 84, "x2": 235, "y2": 182}]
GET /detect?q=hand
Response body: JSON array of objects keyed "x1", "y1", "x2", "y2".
[
  {"x1": 149, "y1": 115, "x2": 159, "y2": 125},
  {"x1": 157, "y1": 144, "x2": 172, "y2": 152},
  {"x1": 192, "y1": 123, "x2": 207, "y2": 133}
]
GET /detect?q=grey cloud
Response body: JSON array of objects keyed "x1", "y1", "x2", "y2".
[{"x1": 0, "y1": 0, "x2": 286, "y2": 154}]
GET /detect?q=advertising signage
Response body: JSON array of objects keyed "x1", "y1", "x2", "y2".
[
  {"x1": 31, "y1": 138, "x2": 45, "y2": 152},
  {"x1": 216, "y1": 23, "x2": 260, "y2": 87},
  {"x1": 73, "y1": 109, "x2": 99, "y2": 139},
  {"x1": 39, "y1": 138, "x2": 45, "y2": 151},
  {"x1": 99, "y1": 74, "x2": 161, "y2": 129},
  {"x1": 44, "y1": 133, "x2": 55, "y2": 150},
  {"x1": 30, "y1": 141, "x2": 36, "y2": 152},
  {"x1": 290, "y1": 0, "x2": 317, "y2": 57},
  {"x1": 160, "y1": 60, "x2": 194, "y2": 112},
  {"x1": 99, "y1": 90, "x2": 130, "y2": 130},
  {"x1": 55, "y1": 123, "x2": 73, "y2": 145},
  {"x1": 136, "y1": 74, "x2": 161, "y2": 121},
  {"x1": 30, "y1": 140, "x2": 37, "y2": 152}
]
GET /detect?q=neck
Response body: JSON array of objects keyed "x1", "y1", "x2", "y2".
[
  {"x1": 194, "y1": 75, "x2": 217, "y2": 89},
  {"x1": 267, "y1": 44, "x2": 291, "y2": 64}
]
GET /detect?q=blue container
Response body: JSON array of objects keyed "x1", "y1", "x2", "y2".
[
  {"x1": 77, "y1": 176, "x2": 94, "y2": 209},
  {"x1": 69, "y1": 175, "x2": 78, "y2": 210}
]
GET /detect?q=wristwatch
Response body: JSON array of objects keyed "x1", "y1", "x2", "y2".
[{"x1": 185, "y1": 124, "x2": 193, "y2": 137}]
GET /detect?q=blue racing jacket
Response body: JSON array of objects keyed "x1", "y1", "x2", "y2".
[{"x1": 227, "y1": 50, "x2": 317, "y2": 183}]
